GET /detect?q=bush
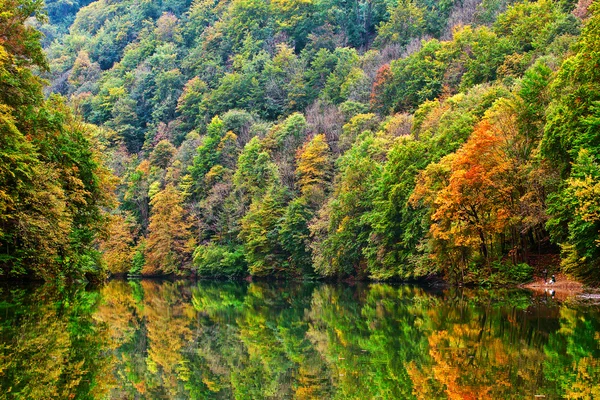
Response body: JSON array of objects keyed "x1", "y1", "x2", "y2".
[
  {"x1": 193, "y1": 243, "x2": 248, "y2": 278},
  {"x1": 481, "y1": 261, "x2": 534, "y2": 286},
  {"x1": 129, "y1": 241, "x2": 145, "y2": 276}
]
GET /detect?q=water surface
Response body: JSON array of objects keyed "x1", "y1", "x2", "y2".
[{"x1": 1, "y1": 280, "x2": 599, "y2": 399}]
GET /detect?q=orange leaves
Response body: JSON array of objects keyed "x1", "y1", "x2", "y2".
[
  {"x1": 370, "y1": 64, "x2": 393, "y2": 113},
  {"x1": 412, "y1": 114, "x2": 520, "y2": 273}
]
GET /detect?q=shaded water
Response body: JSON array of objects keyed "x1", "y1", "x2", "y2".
[{"x1": 1, "y1": 280, "x2": 599, "y2": 399}]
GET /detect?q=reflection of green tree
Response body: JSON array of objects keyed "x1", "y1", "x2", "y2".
[
  {"x1": 187, "y1": 281, "x2": 248, "y2": 398},
  {"x1": 187, "y1": 281, "x2": 332, "y2": 399},
  {"x1": 307, "y1": 284, "x2": 443, "y2": 399},
  {"x1": 543, "y1": 305, "x2": 600, "y2": 399},
  {"x1": 234, "y1": 283, "x2": 332, "y2": 399},
  {"x1": 0, "y1": 285, "x2": 114, "y2": 399}
]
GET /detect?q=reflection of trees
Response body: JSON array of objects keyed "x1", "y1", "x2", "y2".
[
  {"x1": 7, "y1": 281, "x2": 599, "y2": 399},
  {"x1": 544, "y1": 305, "x2": 600, "y2": 399},
  {"x1": 142, "y1": 280, "x2": 195, "y2": 396},
  {"x1": 410, "y1": 290, "x2": 563, "y2": 399},
  {"x1": 307, "y1": 284, "x2": 442, "y2": 399},
  {"x1": 96, "y1": 280, "x2": 197, "y2": 398},
  {"x1": 0, "y1": 285, "x2": 114, "y2": 399},
  {"x1": 97, "y1": 281, "x2": 600, "y2": 399},
  {"x1": 234, "y1": 283, "x2": 332, "y2": 399},
  {"x1": 187, "y1": 281, "x2": 332, "y2": 399}
]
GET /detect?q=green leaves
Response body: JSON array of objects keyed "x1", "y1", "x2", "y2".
[{"x1": 541, "y1": 3, "x2": 600, "y2": 284}]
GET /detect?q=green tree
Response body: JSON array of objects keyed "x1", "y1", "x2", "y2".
[
  {"x1": 239, "y1": 185, "x2": 288, "y2": 276},
  {"x1": 543, "y1": 2, "x2": 600, "y2": 284}
]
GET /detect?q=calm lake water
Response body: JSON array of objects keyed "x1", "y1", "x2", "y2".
[{"x1": 1, "y1": 280, "x2": 599, "y2": 399}]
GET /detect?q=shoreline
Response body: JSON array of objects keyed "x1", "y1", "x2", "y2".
[{"x1": 521, "y1": 274, "x2": 600, "y2": 301}]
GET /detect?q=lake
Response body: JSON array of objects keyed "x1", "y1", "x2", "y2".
[{"x1": 1, "y1": 280, "x2": 599, "y2": 399}]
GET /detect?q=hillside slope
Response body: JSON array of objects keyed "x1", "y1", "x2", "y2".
[{"x1": 41, "y1": 0, "x2": 600, "y2": 284}]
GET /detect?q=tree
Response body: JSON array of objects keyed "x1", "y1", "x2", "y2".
[
  {"x1": 279, "y1": 197, "x2": 314, "y2": 276},
  {"x1": 189, "y1": 115, "x2": 226, "y2": 196},
  {"x1": 375, "y1": 0, "x2": 425, "y2": 48},
  {"x1": 296, "y1": 134, "x2": 332, "y2": 206},
  {"x1": 310, "y1": 133, "x2": 386, "y2": 277},
  {"x1": 542, "y1": 2, "x2": 600, "y2": 283},
  {"x1": 413, "y1": 121, "x2": 505, "y2": 278},
  {"x1": 144, "y1": 185, "x2": 195, "y2": 275},
  {"x1": 99, "y1": 213, "x2": 135, "y2": 275},
  {"x1": 0, "y1": 2, "x2": 115, "y2": 280},
  {"x1": 239, "y1": 185, "x2": 288, "y2": 276},
  {"x1": 150, "y1": 139, "x2": 176, "y2": 169}
]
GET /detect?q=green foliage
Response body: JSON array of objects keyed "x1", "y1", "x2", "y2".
[
  {"x1": 310, "y1": 132, "x2": 388, "y2": 278},
  {"x1": 375, "y1": 0, "x2": 426, "y2": 48},
  {"x1": 193, "y1": 243, "x2": 247, "y2": 278},
  {"x1": 279, "y1": 198, "x2": 314, "y2": 276},
  {"x1": 239, "y1": 185, "x2": 289, "y2": 276},
  {"x1": 542, "y1": 2, "x2": 600, "y2": 284},
  {"x1": 473, "y1": 261, "x2": 534, "y2": 286},
  {"x1": 189, "y1": 115, "x2": 227, "y2": 196},
  {"x1": 7, "y1": 0, "x2": 594, "y2": 284},
  {"x1": 0, "y1": 0, "x2": 115, "y2": 281},
  {"x1": 129, "y1": 240, "x2": 146, "y2": 276}
]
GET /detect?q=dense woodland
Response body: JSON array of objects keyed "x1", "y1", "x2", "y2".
[{"x1": 0, "y1": 0, "x2": 599, "y2": 284}]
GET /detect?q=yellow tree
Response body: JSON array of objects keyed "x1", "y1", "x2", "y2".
[
  {"x1": 296, "y1": 134, "x2": 332, "y2": 206},
  {"x1": 144, "y1": 185, "x2": 195, "y2": 275},
  {"x1": 99, "y1": 213, "x2": 135, "y2": 275}
]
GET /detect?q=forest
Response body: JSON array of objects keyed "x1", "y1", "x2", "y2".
[{"x1": 0, "y1": 0, "x2": 599, "y2": 285}]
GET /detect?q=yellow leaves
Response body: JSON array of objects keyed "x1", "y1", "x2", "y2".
[
  {"x1": 144, "y1": 185, "x2": 195, "y2": 275},
  {"x1": 571, "y1": 174, "x2": 600, "y2": 224},
  {"x1": 296, "y1": 134, "x2": 332, "y2": 204},
  {"x1": 107, "y1": 86, "x2": 126, "y2": 98},
  {"x1": 336, "y1": 216, "x2": 350, "y2": 234},
  {"x1": 99, "y1": 213, "x2": 135, "y2": 275},
  {"x1": 564, "y1": 357, "x2": 600, "y2": 400},
  {"x1": 217, "y1": 130, "x2": 238, "y2": 151}
]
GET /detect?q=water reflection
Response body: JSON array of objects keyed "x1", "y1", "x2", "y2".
[{"x1": 1, "y1": 281, "x2": 599, "y2": 399}]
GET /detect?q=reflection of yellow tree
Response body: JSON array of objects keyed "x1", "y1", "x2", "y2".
[
  {"x1": 547, "y1": 306, "x2": 600, "y2": 400},
  {"x1": 142, "y1": 280, "x2": 195, "y2": 395},
  {"x1": 0, "y1": 286, "x2": 115, "y2": 399},
  {"x1": 566, "y1": 356, "x2": 600, "y2": 399},
  {"x1": 95, "y1": 280, "x2": 139, "y2": 350},
  {"x1": 95, "y1": 280, "x2": 198, "y2": 398}
]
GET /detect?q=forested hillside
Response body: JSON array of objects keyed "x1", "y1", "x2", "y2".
[
  {"x1": 0, "y1": 0, "x2": 114, "y2": 281},
  {"x1": 2, "y1": 0, "x2": 599, "y2": 284}
]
